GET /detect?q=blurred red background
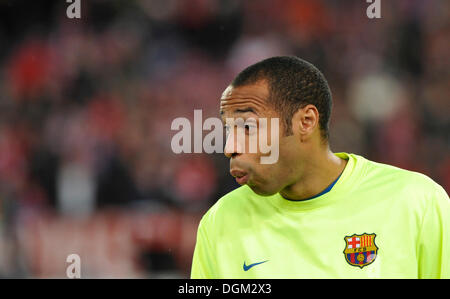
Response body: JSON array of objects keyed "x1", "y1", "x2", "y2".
[{"x1": 0, "y1": 0, "x2": 448, "y2": 278}]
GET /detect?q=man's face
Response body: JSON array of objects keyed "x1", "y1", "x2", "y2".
[{"x1": 220, "y1": 81, "x2": 302, "y2": 196}]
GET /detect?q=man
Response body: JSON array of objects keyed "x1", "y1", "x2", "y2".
[{"x1": 190, "y1": 56, "x2": 449, "y2": 278}]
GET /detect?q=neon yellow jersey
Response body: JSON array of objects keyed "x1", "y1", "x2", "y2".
[{"x1": 191, "y1": 153, "x2": 450, "y2": 278}]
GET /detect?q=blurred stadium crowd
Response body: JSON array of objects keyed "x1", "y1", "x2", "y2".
[{"x1": 0, "y1": 0, "x2": 448, "y2": 278}]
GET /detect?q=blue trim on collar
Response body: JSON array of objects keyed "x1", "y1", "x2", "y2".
[{"x1": 286, "y1": 174, "x2": 342, "y2": 202}]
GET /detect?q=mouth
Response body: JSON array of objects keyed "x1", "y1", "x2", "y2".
[{"x1": 230, "y1": 169, "x2": 249, "y2": 185}]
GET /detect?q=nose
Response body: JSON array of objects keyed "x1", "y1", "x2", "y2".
[{"x1": 224, "y1": 127, "x2": 243, "y2": 158}]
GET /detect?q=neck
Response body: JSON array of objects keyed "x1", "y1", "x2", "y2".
[{"x1": 279, "y1": 147, "x2": 347, "y2": 201}]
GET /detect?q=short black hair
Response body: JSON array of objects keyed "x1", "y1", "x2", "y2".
[{"x1": 231, "y1": 56, "x2": 332, "y2": 140}]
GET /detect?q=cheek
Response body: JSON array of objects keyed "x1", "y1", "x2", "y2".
[
  {"x1": 252, "y1": 162, "x2": 287, "y2": 187},
  {"x1": 279, "y1": 136, "x2": 302, "y2": 161},
  {"x1": 268, "y1": 148, "x2": 298, "y2": 181}
]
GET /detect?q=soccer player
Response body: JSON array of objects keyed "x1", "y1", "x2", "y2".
[{"x1": 190, "y1": 56, "x2": 449, "y2": 278}]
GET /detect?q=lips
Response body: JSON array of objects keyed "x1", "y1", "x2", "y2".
[{"x1": 230, "y1": 169, "x2": 249, "y2": 185}]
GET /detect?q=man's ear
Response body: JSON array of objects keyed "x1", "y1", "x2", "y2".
[{"x1": 291, "y1": 104, "x2": 319, "y2": 141}]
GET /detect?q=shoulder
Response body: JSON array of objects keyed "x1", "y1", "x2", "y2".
[
  {"x1": 360, "y1": 155, "x2": 440, "y2": 189},
  {"x1": 353, "y1": 153, "x2": 448, "y2": 205},
  {"x1": 201, "y1": 185, "x2": 255, "y2": 221},
  {"x1": 198, "y1": 185, "x2": 260, "y2": 231}
]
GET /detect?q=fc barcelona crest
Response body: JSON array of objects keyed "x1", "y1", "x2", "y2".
[{"x1": 343, "y1": 233, "x2": 378, "y2": 268}]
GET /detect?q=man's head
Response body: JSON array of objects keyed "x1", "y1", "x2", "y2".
[
  {"x1": 220, "y1": 56, "x2": 333, "y2": 196},
  {"x1": 231, "y1": 56, "x2": 332, "y2": 139}
]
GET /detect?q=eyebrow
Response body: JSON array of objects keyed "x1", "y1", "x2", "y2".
[{"x1": 220, "y1": 107, "x2": 256, "y2": 116}]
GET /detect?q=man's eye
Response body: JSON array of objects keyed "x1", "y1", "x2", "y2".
[{"x1": 245, "y1": 124, "x2": 257, "y2": 133}]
